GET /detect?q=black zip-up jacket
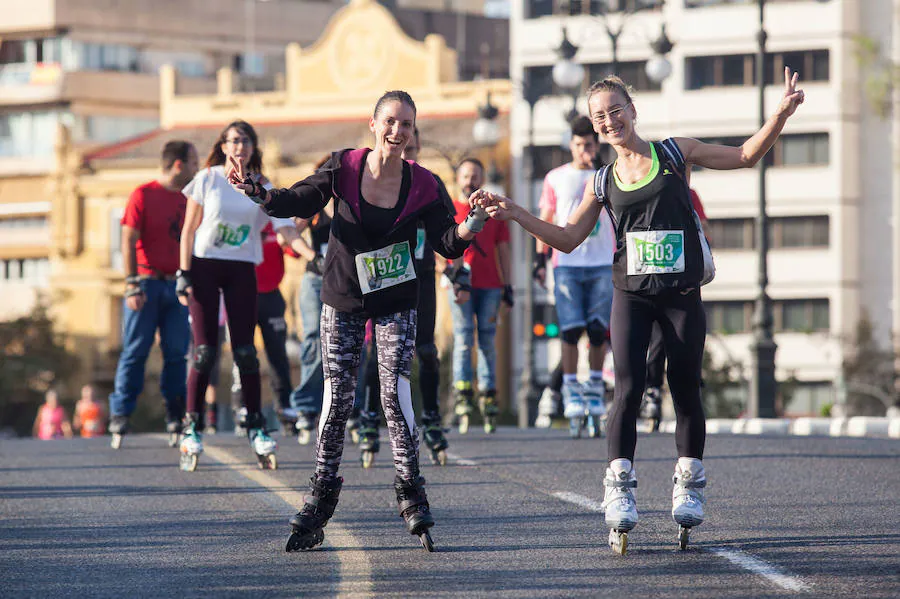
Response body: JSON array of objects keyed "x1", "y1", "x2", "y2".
[{"x1": 262, "y1": 148, "x2": 470, "y2": 316}]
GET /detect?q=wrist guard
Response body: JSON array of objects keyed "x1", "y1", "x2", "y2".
[
  {"x1": 175, "y1": 269, "x2": 192, "y2": 297},
  {"x1": 444, "y1": 265, "x2": 471, "y2": 294},
  {"x1": 242, "y1": 175, "x2": 266, "y2": 204},
  {"x1": 463, "y1": 206, "x2": 489, "y2": 233},
  {"x1": 502, "y1": 284, "x2": 515, "y2": 307}
]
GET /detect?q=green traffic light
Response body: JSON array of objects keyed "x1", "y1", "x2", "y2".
[{"x1": 546, "y1": 323, "x2": 559, "y2": 338}]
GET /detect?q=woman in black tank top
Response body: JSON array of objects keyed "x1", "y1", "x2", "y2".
[{"x1": 479, "y1": 69, "x2": 805, "y2": 554}]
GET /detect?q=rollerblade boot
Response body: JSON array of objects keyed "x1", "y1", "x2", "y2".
[
  {"x1": 295, "y1": 411, "x2": 316, "y2": 446},
  {"x1": 672, "y1": 458, "x2": 706, "y2": 550},
  {"x1": 277, "y1": 406, "x2": 299, "y2": 436},
  {"x1": 479, "y1": 389, "x2": 499, "y2": 434},
  {"x1": 179, "y1": 413, "x2": 204, "y2": 472},
  {"x1": 166, "y1": 418, "x2": 183, "y2": 448},
  {"x1": 346, "y1": 408, "x2": 361, "y2": 444},
  {"x1": 562, "y1": 381, "x2": 587, "y2": 438},
  {"x1": 603, "y1": 459, "x2": 638, "y2": 555},
  {"x1": 583, "y1": 379, "x2": 606, "y2": 438},
  {"x1": 286, "y1": 475, "x2": 343, "y2": 552},
  {"x1": 358, "y1": 411, "x2": 380, "y2": 469},
  {"x1": 109, "y1": 415, "x2": 129, "y2": 449},
  {"x1": 233, "y1": 406, "x2": 248, "y2": 437},
  {"x1": 641, "y1": 387, "x2": 662, "y2": 432},
  {"x1": 535, "y1": 387, "x2": 560, "y2": 429},
  {"x1": 421, "y1": 411, "x2": 448, "y2": 466},
  {"x1": 453, "y1": 383, "x2": 475, "y2": 434},
  {"x1": 394, "y1": 475, "x2": 435, "y2": 552},
  {"x1": 246, "y1": 412, "x2": 277, "y2": 470}
]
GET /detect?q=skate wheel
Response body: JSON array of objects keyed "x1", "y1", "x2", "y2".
[
  {"x1": 432, "y1": 450, "x2": 447, "y2": 466},
  {"x1": 678, "y1": 526, "x2": 690, "y2": 551},
  {"x1": 298, "y1": 429, "x2": 312, "y2": 446},
  {"x1": 286, "y1": 529, "x2": 325, "y2": 552},
  {"x1": 419, "y1": 531, "x2": 434, "y2": 552},
  {"x1": 484, "y1": 418, "x2": 496, "y2": 434},
  {"x1": 349, "y1": 428, "x2": 360, "y2": 444},
  {"x1": 361, "y1": 450, "x2": 375, "y2": 469},
  {"x1": 180, "y1": 453, "x2": 198, "y2": 472},
  {"x1": 110, "y1": 434, "x2": 122, "y2": 450},
  {"x1": 458, "y1": 414, "x2": 469, "y2": 435},
  {"x1": 608, "y1": 529, "x2": 628, "y2": 555},
  {"x1": 268, "y1": 454, "x2": 278, "y2": 470}
]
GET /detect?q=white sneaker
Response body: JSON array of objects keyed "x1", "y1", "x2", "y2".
[
  {"x1": 672, "y1": 458, "x2": 706, "y2": 528},
  {"x1": 562, "y1": 381, "x2": 587, "y2": 419},
  {"x1": 584, "y1": 380, "x2": 607, "y2": 416},
  {"x1": 603, "y1": 459, "x2": 638, "y2": 532}
]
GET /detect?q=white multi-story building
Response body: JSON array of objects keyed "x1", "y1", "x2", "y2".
[{"x1": 510, "y1": 0, "x2": 895, "y2": 416}]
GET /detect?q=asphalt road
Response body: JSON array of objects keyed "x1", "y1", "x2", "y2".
[{"x1": 2, "y1": 427, "x2": 899, "y2": 598}]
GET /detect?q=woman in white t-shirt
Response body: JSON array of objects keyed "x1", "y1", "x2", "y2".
[{"x1": 175, "y1": 119, "x2": 294, "y2": 471}]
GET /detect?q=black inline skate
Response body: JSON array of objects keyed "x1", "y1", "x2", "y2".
[
  {"x1": 286, "y1": 475, "x2": 343, "y2": 552},
  {"x1": 453, "y1": 384, "x2": 474, "y2": 434},
  {"x1": 478, "y1": 389, "x2": 499, "y2": 434},
  {"x1": 358, "y1": 411, "x2": 380, "y2": 468},
  {"x1": 421, "y1": 411, "x2": 448, "y2": 466},
  {"x1": 640, "y1": 387, "x2": 662, "y2": 433},
  {"x1": 395, "y1": 475, "x2": 435, "y2": 552},
  {"x1": 109, "y1": 415, "x2": 129, "y2": 449}
]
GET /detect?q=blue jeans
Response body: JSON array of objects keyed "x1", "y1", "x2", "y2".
[
  {"x1": 448, "y1": 287, "x2": 503, "y2": 390},
  {"x1": 553, "y1": 265, "x2": 613, "y2": 332},
  {"x1": 290, "y1": 272, "x2": 324, "y2": 414},
  {"x1": 109, "y1": 278, "x2": 190, "y2": 419}
]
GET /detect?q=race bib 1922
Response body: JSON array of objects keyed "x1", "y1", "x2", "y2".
[
  {"x1": 626, "y1": 230, "x2": 685, "y2": 275},
  {"x1": 355, "y1": 241, "x2": 417, "y2": 294}
]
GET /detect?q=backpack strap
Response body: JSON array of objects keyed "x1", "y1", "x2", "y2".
[
  {"x1": 659, "y1": 137, "x2": 686, "y2": 176},
  {"x1": 592, "y1": 163, "x2": 618, "y2": 230}
]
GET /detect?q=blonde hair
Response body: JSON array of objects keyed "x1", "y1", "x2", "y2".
[{"x1": 586, "y1": 75, "x2": 634, "y2": 106}]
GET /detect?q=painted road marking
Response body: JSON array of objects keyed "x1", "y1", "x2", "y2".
[
  {"x1": 552, "y1": 491, "x2": 606, "y2": 513},
  {"x1": 709, "y1": 548, "x2": 812, "y2": 593},
  {"x1": 446, "y1": 452, "x2": 478, "y2": 467},
  {"x1": 202, "y1": 444, "x2": 374, "y2": 598}
]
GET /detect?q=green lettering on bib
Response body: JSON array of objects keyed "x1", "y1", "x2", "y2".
[
  {"x1": 626, "y1": 230, "x2": 686, "y2": 275},
  {"x1": 214, "y1": 223, "x2": 251, "y2": 248},
  {"x1": 355, "y1": 241, "x2": 417, "y2": 294}
]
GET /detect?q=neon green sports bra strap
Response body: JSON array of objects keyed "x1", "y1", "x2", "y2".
[{"x1": 613, "y1": 142, "x2": 659, "y2": 192}]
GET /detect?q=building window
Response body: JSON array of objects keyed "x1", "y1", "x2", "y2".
[
  {"x1": 706, "y1": 301, "x2": 752, "y2": 334},
  {"x1": 785, "y1": 382, "x2": 835, "y2": 417},
  {"x1": 776, "y1": 299, "x2": 829, "y2": 332},
  {"x1": 707, "y1": 218, "x2": 754, "y2": 250},
  {"x1": 0, "y1": 258, "x2": 49, "y2": 284},
  {"x1": 527, "y1": 0, "x2": 661, "y2": 18},
  {"x1": 588, "y1": 60, "x2": 661, "y2": 92},
  {"x1": 694, "y1": 133, "x2": 828, "y2": 167},
  {"x1": 686, "y1": 50, "x2": 829, "y2": 90},
  {"x1": 524, "y1": 65, "x2": 555, "y2": 99}
]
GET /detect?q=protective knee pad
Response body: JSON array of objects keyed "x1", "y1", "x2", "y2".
[
  {"x1": 416, "y1": 344, "x2": 440, "y2": 373},
  {"x1": 233, "y1": 344, "x2": 260, "y2": 375},
  {"x1": 560, "y1": 326, "x2": 584, "y2": 345},
  {"x1": 586, "y1": 320, "x2": 608, "y2": 347},
  {"x1": 192, "y1": 345, "x2": 216, "y2": 374}
]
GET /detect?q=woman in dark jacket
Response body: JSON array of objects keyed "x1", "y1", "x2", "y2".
[{"x1": 229, "y1": 90, "x2": 486, "y2": 552}]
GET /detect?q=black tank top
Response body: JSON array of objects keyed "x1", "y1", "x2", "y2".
[{"x1": 604, "y1": 141, "x2": 703, "y2": 293}]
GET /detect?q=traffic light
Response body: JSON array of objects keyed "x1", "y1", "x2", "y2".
[{"x1": 532, "y1": 302, "x2": 559, "y2": 338}]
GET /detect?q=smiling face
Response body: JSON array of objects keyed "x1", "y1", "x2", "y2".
[
  {"x1": 370, "y1": 100, "x2": 416, "y2": 158},
  {"x1": 456, "y1": 160, "x2": 484, "y2": 198},
  {"x1": 588, "y1": 90, "x2": 636, "y2": 146}
]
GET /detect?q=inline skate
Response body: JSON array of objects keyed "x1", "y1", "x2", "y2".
[
  {"x1": 603, "y1": 459, "x2": 638, "y2": 555},
  {"x1": 395, "y1": 475, "x2": 435, "y2": 552},
  {"x1": 358, "y1": 411, "x2": 380, "y2": 469},
  {"x1": 479, "y1": 389, "x2": 499, "y2": 434},
  {"x1": 295, "y1": 411, "x2": 316, "y2": 446},
  {"x1": 286, "y1": 475, "x2": 343, "y2": 552},
  {"x1": 109, "y1": 415, "x2": 129, "y2": 449},
  {"x1": 672, "y1": 458, "x2": 706, "y2": 550},
  {"x1": 583, "y1": 379, "x2": 607, "y2": 438},
  {"x1": 453, "y1": 383, "x2": 474, "y2": 434},
  {"x1": 246, "y1": 412, "x2": 277, "y2": 470},
  {"x1": 640, "y1": 387, "x2": 662, "y2": 433},
  {"x1": 421, "y1": 411, "x2": 448, "y2": 466},
  {"x1": 562, "y1": 381, "x2": 588, "y2": 438},
  {"x1": 179, "y1": 413, "x2": 204, "y2": 472}
]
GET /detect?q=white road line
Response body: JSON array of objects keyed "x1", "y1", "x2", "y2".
[
  {"x1": 202, "y1": 444, "x2": 374, "y2": 598},
  {"x1": 550, "y1": 486, "x2": 811, "y2": 593},
  {"x1": 551, "y1": 491, "x2": 605, "y2": 513},
  {"x1": 709, "y1": 548, "x2": 812, "y2": 592},
  {"x1": 445, "y1": 452, "x2": 478, "y2": 467}
]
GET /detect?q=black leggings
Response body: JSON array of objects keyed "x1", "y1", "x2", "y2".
[
  {"x1": 645, "y1": 322, "x2": 666, "y2": 390},
  {"x1": 607, "y1": 287, "x2": 706, "y2": 461}
]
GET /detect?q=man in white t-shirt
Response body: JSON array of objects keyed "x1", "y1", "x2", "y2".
[{"x1": 534, "y1": 116, "x2": 615, "y2": 427}]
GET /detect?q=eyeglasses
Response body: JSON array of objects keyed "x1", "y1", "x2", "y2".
[
  {"x1": 224, "y1": 136, "x2": 252, "y2": 147},
  {"x1": 591, "y1": 103, "x2": 631, "y2": 125}
]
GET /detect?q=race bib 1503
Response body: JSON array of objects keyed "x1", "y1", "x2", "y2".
[
  {"x1": 355, "y1": 241, "x2": 417, "y2": 294},
  {"x1": 626, "y1": 230, "x2": 685, "y2": 275}
]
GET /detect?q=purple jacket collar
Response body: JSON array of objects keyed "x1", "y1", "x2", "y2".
[{"x1": 336, "y1": 148, "x2": 439, "y2": 227}]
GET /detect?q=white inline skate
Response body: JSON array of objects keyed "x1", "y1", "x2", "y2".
[
  {"x1": 583, "y1": 379, "x2": 607, "y2": 438},
  {"x1": 247, "y1": 412, "x2": 277, "y2": 470},
  {"x1": 672, "y1": 458, "x2": 706, "y2": 550},
  {"x1": 534, "y1": 387, "x2": 560, "y2": 429},
  {"x1": 562, "y1": 381, "x2": 588, "y2": 438},
  {"x1": 179, "y1": 415, "x2": 204, "y2": 472},
  {"x1": 603, "y1": 459, "x2": 638, "y2": 555}
]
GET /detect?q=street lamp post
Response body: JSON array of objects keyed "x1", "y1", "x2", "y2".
[
  {"x1": 596, "y1": 0, "x2": 664, "y2": 75},
  {"x1": 516, "y1": 80, "x2": 543, "y2": 428},
  {"x1": 749, "y1": 0, "x2": 778, "y2": 418}
]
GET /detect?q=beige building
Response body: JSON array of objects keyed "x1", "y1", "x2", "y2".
[{"x1": 9, "y1": 0, "x2": 512, "y2": 408}]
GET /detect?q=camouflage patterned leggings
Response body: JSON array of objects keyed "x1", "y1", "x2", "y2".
[{"x1": 315, "y1": 305, "x2": 420, "y2": 482}]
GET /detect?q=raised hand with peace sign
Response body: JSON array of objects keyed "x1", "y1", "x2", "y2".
[{"x1": 776, "y1": 66, "x2": 806, "y2": 118}]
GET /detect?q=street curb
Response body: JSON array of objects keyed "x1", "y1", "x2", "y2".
[{"x1": 658, "y1": 417, "x2": 900, "y2": 439}]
